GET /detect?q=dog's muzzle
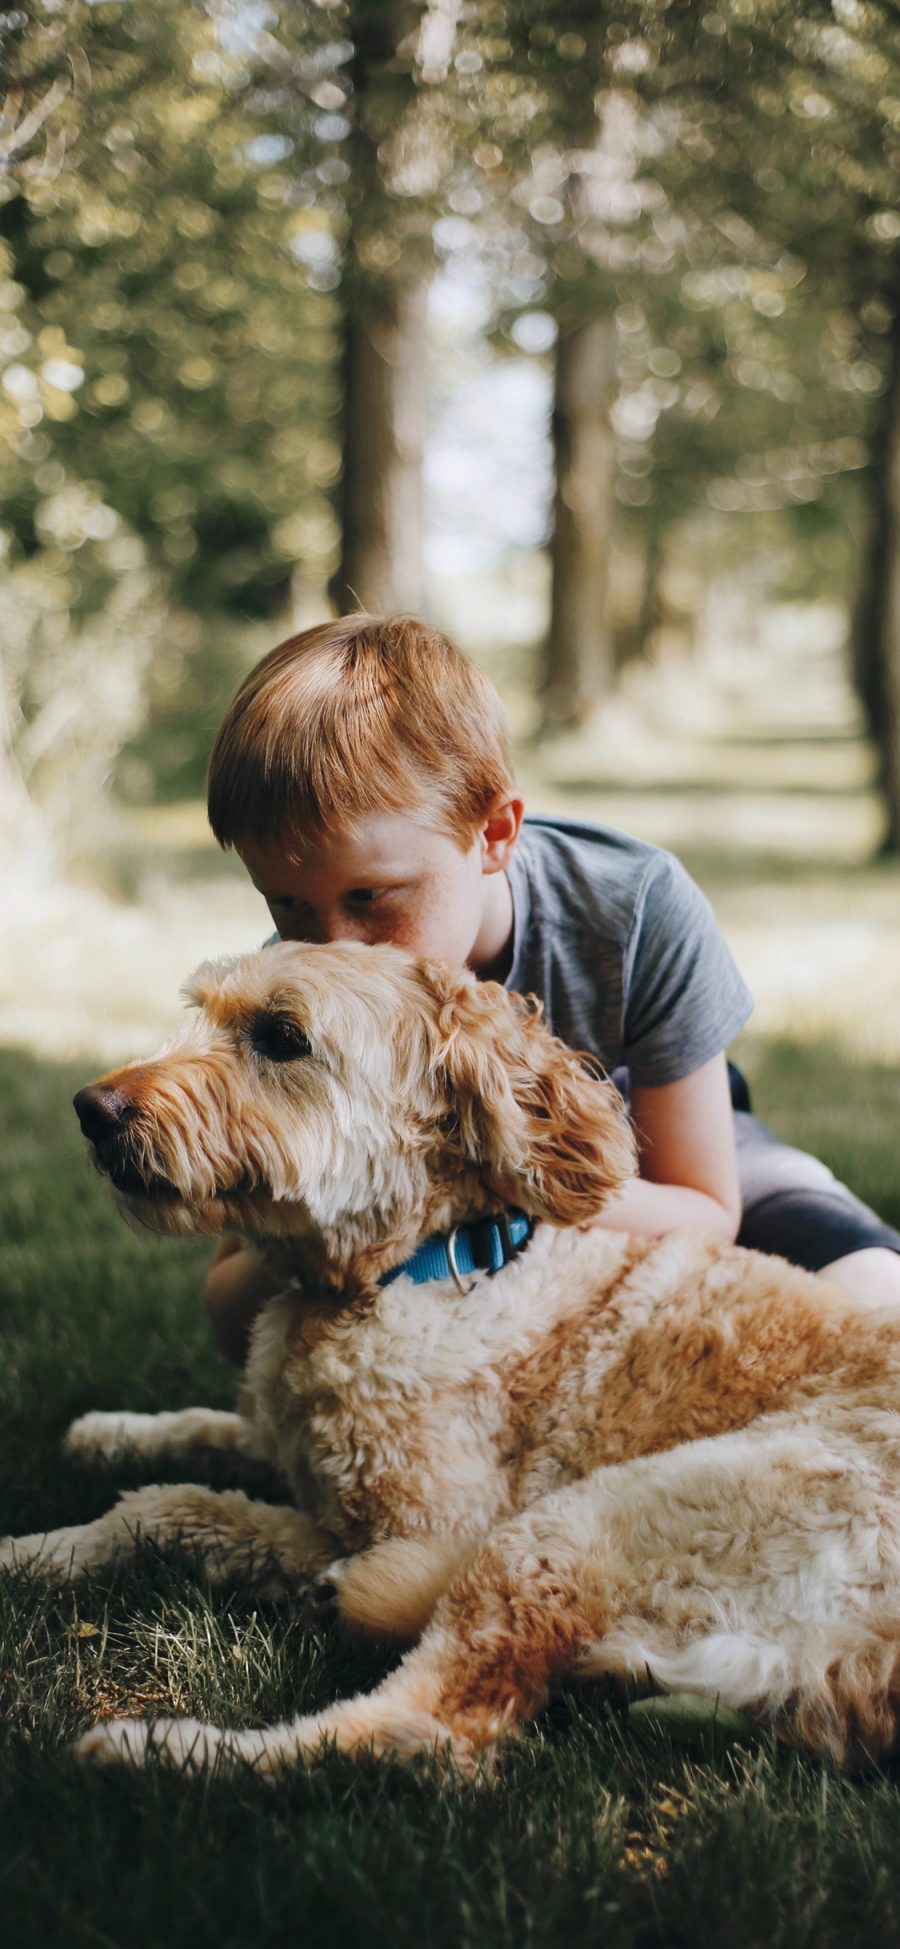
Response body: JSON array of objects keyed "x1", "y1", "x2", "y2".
[{"x1": 73, "y1": 1085, "x2": 177, "y2": 1201}]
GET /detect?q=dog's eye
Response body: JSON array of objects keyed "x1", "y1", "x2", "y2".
[{"x1": 252, "y1": 1018, "x2": 312, "y2": 1062}]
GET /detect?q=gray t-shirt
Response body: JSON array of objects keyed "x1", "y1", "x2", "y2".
[{"x1": 504, "y1": 817, "x2": 753, "y2": 1087}]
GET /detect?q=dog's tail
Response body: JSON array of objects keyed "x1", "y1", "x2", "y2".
[
  {"x1": 582, "y1": 1618, "x2": 900, "y2": 1768},
  {"x1": 336, "y1": 1533, "x2": 478, "y2": 1642}
]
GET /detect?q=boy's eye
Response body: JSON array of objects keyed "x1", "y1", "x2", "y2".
[{"x1": 268, "y1": 892, "x2": 391, "y2": 911}]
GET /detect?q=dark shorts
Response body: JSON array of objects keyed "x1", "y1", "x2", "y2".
[
  {"x1": 615, "y1": 1062, "x2": 900, "y2": 1275},
  {"x1": 733, "y1": 1110, "x2": 900, "y2": 1272}
]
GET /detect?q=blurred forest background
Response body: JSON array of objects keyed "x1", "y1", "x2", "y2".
[
  {"x1": 2, "y1": 0, "x2": 900, "y2": 1069},
  {"x1": 5, "y1": 13, "x2": 900, "y2": 1933}
]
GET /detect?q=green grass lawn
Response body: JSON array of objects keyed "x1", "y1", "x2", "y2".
[{"x1": 3, "y1": 1040, "x2": 900, "y2": 1949}]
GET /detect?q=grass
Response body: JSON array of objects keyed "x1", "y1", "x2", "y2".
[{"x1": 2, "y1": 1037, "x2": 900, "y2": 1949}]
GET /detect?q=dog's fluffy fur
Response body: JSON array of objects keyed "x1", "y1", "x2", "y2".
[{"x1": 6, "y1": 940, "x2": 900, "y2": 1780}]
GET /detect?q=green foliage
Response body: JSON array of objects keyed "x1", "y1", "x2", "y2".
[
  {"x1": 0, "y1": 0, "x2": 342, "y2": 615},
  {"x1": 446, "y1": 2, "x2": 900, "y2": 588},
  {"x1": 5, "y1": 1, "x2": 900, "y2": 807},
  {"x1": 6, "y1": 0, "x2": 900, "y2": 622}
]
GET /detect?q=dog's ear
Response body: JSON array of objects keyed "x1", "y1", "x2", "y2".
[{"x1": 418, "y1": 964, "x2": 637, "y2": 1225}]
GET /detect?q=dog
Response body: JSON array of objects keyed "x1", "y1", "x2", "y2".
[{"x1": 5, "y1": 939, "x2": 900, "y2": 1780}]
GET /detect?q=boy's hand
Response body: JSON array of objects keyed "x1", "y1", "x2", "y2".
[
  {"x1": 580, "y1": 1173, "x2": 740, "y2": 1243},
  {"x1": 204, "y1": 1238, "x2": 282, "y2": 1367},
  {"x1": 488, "y1": 1055, "x2": 741, "y2": 1245}
]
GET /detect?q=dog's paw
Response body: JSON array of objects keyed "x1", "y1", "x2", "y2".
[
  {"x1": 0, "y1": 1533, "x2": 29, "y2": 1575},
  {"x1": 63, "y1": 1411, "x2": 153, "y2": 1465},
  {"x1": 73, "y1": 1715, "x2": 224, "y2": 1775},
  {"x1": 0, "y1": 1526, "x2": 84, "y2": 1581},
  {"x1": 74, "y1": 1715, "x2": 274, "y2": 1780},
  {"x1": 73, "y1": 1717, "x2": 154, "y2": 1770}
]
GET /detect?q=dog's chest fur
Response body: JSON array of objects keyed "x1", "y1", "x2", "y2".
[
  {"x1": 237, "y1": 1222, "x2": 892, "y2": 1550},
  {"x1": 237, "y1": 1225, "x2": 623, "y2": 1541}
]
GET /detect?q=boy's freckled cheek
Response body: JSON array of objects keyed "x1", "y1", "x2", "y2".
[
  {"x1": 410, "y1": 884, "x2": 462, "y2": 937},
  {"x1": 377, "y1": 911, "x2": 429, "y2": 951}
]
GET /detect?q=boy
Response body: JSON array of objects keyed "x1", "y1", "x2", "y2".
[{"x1": 204, "y1": 612, "x2": 900, "y2": 1366}]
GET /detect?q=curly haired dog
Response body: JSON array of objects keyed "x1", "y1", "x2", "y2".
[{"x1": 5, "y1": 939, "x2": 900, "y2": 1779}]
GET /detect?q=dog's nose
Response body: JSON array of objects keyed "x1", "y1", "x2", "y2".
[{"x1": 73, "y1": 1084, "x2": 135, "y2": 1143}]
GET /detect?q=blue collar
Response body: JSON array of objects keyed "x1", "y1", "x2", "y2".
[{"x1": 380, "y1": 1210, "x2": 534, "y2": 1291}]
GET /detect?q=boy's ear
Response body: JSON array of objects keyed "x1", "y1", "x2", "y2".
[
  {"x1": 418, "y1": 964, "x2": 637, "y2": 1225},
  {"x1": 480, "y1": 794, "x2": 525, "y2": 872}
]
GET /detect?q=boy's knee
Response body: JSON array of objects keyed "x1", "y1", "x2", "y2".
[{"x1": 820, "y1": 1248, "x2": 900, "y2": 1309}]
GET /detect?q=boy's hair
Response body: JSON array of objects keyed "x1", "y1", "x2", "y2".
[{"x1": 207, "y1": 612, "x2": 515, "y2": 854}]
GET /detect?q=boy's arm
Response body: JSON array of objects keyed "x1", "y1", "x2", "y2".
[
  {"x1": 204, "y1": 1237, "x2": 283, "y2": 1367},
  {"x1": 592, "y1": 1053, "x2": 742, "y2": 1243}
]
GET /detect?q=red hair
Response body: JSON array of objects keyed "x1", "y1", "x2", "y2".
[{"x1": 207, "y1": 613, "x2": 515, "y2": 854}]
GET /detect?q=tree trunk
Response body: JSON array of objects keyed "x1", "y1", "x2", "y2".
[
  {"x1": 542, "y1": 316, "x2": 617, "y2": 727},
  {"x1": 852, "y1": 300, "x2": 900, "y2": 853},
  {"x1": 612, "y1": 516, "x2": 662, "y2": 673},
  {"x1": 0, "y1": 650, "x2": 53, "y2": 882},
  {"x1": 329, "y1": 1, "x2": 429, "y2": 620},
  {"x1": 331, "y1": 282, "x2": 428, "y2": 615}
]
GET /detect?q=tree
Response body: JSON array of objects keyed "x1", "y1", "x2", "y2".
[
  {"x1": 625, "y1": 0, "x2": 900, "y2": 845},
  {"x1": 478, "y1": 0, "x2": 900, "y2": 817},
  {"x1": 1, "y1": 0, "x2": 340, "y2": 617},
  {"x1": 329, "y1": 2, "x2": 434, "y2": 614},
  {"x1": 545, "y1": 317, "x2": 617, "y2": 721}
]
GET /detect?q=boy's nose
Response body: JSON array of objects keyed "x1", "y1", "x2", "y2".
[
  {"x1": 318, "y1": 915, "x2": 367, "y2": 945},
  {"x1": 321, "y1": 919, "x2": 364, "y2": 943},
  {"x1": 278, "y1": 913, "x2": 369, "y2": 946}
]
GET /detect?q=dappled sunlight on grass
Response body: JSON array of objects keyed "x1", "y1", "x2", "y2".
[
  {"x1": 1, "y1": 858, "x2": 265, "y2": 1063},
  {"x1": 523, "y1": 635, "x2": 900, "y2": 1063},
  {"x1": 726, "y1": 882, "x2": 900, "y2": 1065},
  {"x1": 2, "y1": 624, "x2": 898, "y2": 1066}
]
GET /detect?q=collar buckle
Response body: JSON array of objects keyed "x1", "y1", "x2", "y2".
[
  {"x1": 380, "y1": 1209, "x2": 535, "y2": 1291},
  {"x1": 445, "y1": 1225, "x2": 475, "y2": 1296}
]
